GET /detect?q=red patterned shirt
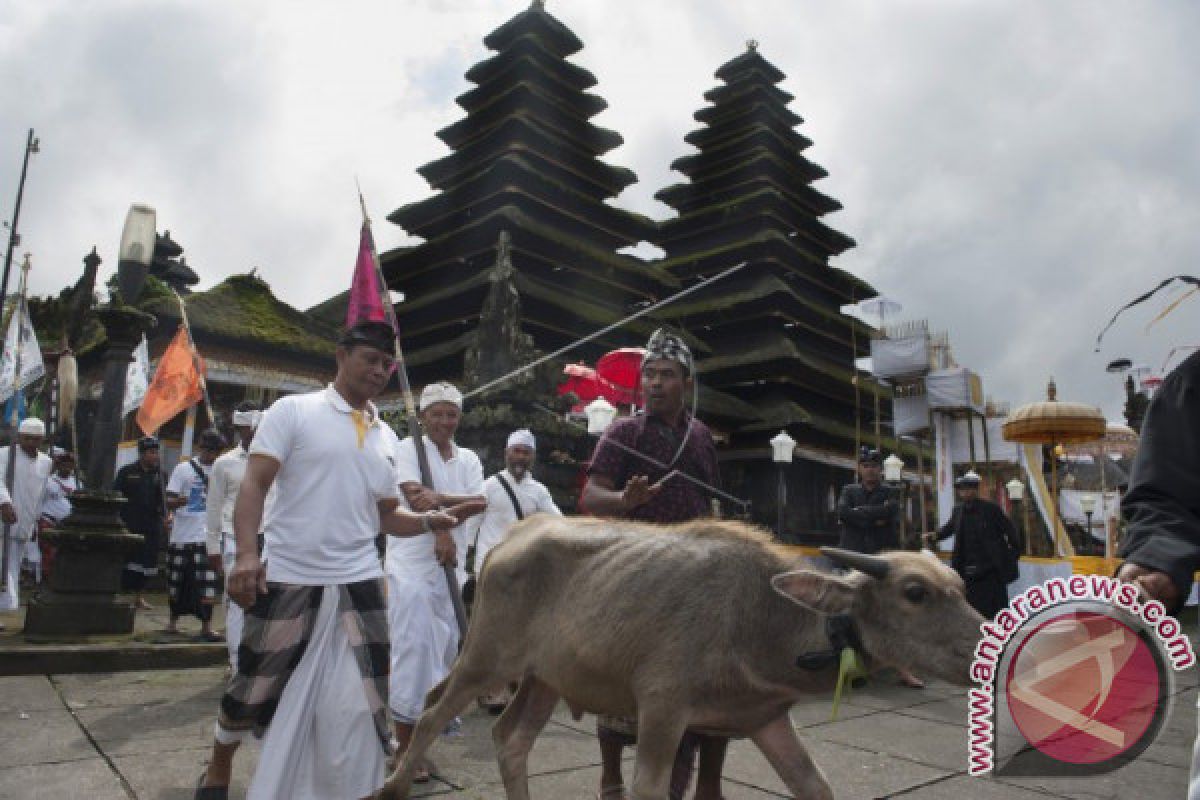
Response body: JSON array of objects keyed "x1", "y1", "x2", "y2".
[{"x1": 587, "y1": 413, "x2": 720, "y2": 524}]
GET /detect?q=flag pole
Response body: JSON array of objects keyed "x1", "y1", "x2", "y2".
[
  {"x1": 357, "y1": 187, "x2": 469, "y2": 637},
  {"x1": 171, "y1": 289, "x2": 215, "y2": 427},
  {"x1": 2, "y1": 254, "x2": 32, "y2": 594}
]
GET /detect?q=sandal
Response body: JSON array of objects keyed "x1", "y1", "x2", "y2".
[{"x1": 194, "y1": 773, "x2": 228, "y2": 800}]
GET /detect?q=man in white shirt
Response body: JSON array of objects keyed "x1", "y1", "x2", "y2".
[
  {"x1": 463, "y1": 428, "x2": 561, "y2": 711},
  {"x1": 0, "y1": 417, "x2": 52, "y2": 624},
  {"x1": 387, "y1": 381, "x2": 486, "y2": 781},
  {"x1": 165, "y1": 428, "x2": 223, "y2": 641},
  {"x1": 205, "y1": 403, "x2": 260, "y2": 670},
  {"x1": 196, "y1": 322, "x2": 480, "y2": 800}
]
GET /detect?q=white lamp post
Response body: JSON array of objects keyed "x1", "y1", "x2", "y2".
[
  {"x1": 770, "y1": 431, "x2": 796, "y2": 540},
  {"x1": 1080, "y1": 493, "x2": 1097, "y2": 554},
  {"x1": 883, "y1": 453, "x2": 903, "y2": 484},
  {"x1": 882, "y1": 453, "x2": 908, "y2": 545},
  {"x1": 117, "y1": 204, "x2": 157, "y2": 305},
  {"x1": 584, "y1": 396, "x2": 617, "y2": 435},
  {"x1": 1006, "y1": 478, "x2": 1028, "y2": 555},
  {"x1": 1005, "y1": 478, "x2": 1025, "y2": 501}
]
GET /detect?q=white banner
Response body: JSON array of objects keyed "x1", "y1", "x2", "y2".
[
  {"x1": 0, "y1": 302, "x2": 44, "y2": 403},
  {"x1": 122, "y1": 334, "x2": 150, "y2": 415}
]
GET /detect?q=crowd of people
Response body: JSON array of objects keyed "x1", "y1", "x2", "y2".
[{"x1": 3, "y1": 313, "x2": 1193, "y2": 799}]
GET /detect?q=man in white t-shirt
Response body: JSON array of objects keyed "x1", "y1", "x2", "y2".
[
  {"x1": 195, "y1": 322, "x2": 481, "y2": 800},
  {"x1": 205, "y1": 403, "x2": 260, "y2": 671},
  {"x1": 165, "y1": 428, "x2": 224, "y2": 641},
  {"x1": 387, "y1": 381, "x2": 486, "y2": 781},
  {"x1": 463, "y1": 428, "x2": 561, "y2": 711}
]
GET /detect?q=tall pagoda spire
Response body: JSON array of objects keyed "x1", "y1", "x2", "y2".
[
  {"x1": 653, "y1": 44, "x2": 885, "y2": 464},
  {"x1": 380, "y1": 3, "x2": 675, "y2": 387}
]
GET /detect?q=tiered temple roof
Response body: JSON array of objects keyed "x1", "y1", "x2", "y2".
[
  {"x1": 378, "y1": 2, "x2": 679, "y2": 387},
  {"x1": 653, "y1": 44, "x2": 885, "y2": 457}
]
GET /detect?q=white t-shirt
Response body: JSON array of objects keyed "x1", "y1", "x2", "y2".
[
  {"x1": 386, "y1": 435, "x2": 484, "y2": 586},
  {"x1": 40, "y1": 473, "x2": 79, "y2": 526},
  {"x1": 167, "y1": 459, "x2": 212, "y2": 546},
  {"x1": 464, "y1": 469, "x2": 561, "y2": 567},
  {"x1": 252, "y1": 385, "x2": 399, "y2": 585}
]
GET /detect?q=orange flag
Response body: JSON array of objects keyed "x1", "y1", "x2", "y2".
[{"x1": 135, "y1": 325, "x2": 205, "y2": 436}]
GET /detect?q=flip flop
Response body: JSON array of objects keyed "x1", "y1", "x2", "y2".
[{"x1": 194, "y1": 773, "x2": 228, "y2": 800}]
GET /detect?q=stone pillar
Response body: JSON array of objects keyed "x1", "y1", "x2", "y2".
[
  {"x1": 86, "y1": 307, "x2": 155, "y2": 490},
  {"x1": 24, "y1": 305, "x2": 155, "y2": 640}
]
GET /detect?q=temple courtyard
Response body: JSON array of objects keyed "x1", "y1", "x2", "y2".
[{"x1": 0, "y1": 660, "x2": 1193, "y2": 799}]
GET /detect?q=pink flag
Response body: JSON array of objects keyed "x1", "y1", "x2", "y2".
[{"x1": 346, "y1": 223, "x2": 387, "y2": 327}]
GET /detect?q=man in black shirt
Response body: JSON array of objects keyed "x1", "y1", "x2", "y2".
[
  {"x1": 839, "y1": 447, "x2": 925, "y2": 687},
  {"x1": 837, "y1": 448, "x2": 899, "y2": 553},
  {"x1": 930, "y1": 471, "x2": 1021, "y2": 619},
  {"x1": 117, "y1": 437, "x2": 168, "y2": 611}
]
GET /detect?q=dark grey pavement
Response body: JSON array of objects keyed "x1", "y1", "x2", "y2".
[{"x1": 0, "y1": 665, "x2": 1193, "y2": 799}]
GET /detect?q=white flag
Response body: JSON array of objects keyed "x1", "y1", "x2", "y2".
[
  {"x1": 122, "y1": 334, "x2": 150, "y2": 415},
  {"x1": 0, "y1": 302, "x2": 45, "y2": 403}
]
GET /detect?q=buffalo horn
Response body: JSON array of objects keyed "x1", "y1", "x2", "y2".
[{"x1": 820, "y1": 547, "x2": 890, "y2": 579}]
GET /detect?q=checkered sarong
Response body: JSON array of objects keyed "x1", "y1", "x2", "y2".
[
  {"x1": 166, "y1": 543, "x2": 219, "y2": 616},
  {"x1": 218, "y1": 579, "x2": 391, "y2": 753}
]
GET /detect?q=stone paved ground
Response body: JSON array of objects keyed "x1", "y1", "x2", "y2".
[{"x1": 0, "y1": 664, "x2": 1194, "y2": 799}]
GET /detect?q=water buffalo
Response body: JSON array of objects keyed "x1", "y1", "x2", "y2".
[{"x1": 380, "y1": 515, "x2": 983, "y2": 800}]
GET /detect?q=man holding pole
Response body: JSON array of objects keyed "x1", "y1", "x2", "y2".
[
  {"x1": 386, "y1": 380, "x2": 486, "y2": 779},
  {"x1": 195, "y1": 322, "x2": 480, "y2": 800},
  {"x1": 0, "y1": 417, "x2": 52, "y2": 625}
]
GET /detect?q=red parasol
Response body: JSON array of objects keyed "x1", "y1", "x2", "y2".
[{"x1": 596, "y1": 347, "x2": 646, "y2": 405}]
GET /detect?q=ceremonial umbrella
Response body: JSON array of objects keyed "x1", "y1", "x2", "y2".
[
  {"x1": 1002, "y1": 380, "x2": 1106, "y2": 556},
  {"x1": 596, "y1": 347, "x2": 646, "y2": 406},
  {"x1": 557, "y1": 364, "x2": 608, "y2": 409}
]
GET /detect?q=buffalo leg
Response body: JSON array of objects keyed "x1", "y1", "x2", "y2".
[
  {"x1": 378, "y1": 664, "x2": 494, "y2": 799},
  {"x1": 749, "y1": 715, "x2": 833, "y2": 800},
  {"x1": 491, "y1": 676, "x2": 560, "y2": 800},
  {"x1": 630, "y1": 707, "x2": 689, "y2": 800}
]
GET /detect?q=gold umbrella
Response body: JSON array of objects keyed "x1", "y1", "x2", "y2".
[{"x1": 1003, "y1": 380, "x2": 1106, "y2": 556}]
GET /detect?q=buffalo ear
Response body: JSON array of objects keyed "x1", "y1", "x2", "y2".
[{"x1": 772, "y1": 570, "x2": 856, "y2": 615}]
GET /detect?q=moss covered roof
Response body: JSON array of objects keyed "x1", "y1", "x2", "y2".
[{"x1": 144, "y1": 273, "x2": 337, "y2": 360}]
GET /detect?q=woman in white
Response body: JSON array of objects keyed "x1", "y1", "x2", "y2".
[{"x1": 386, "y1": 381, "x2": 486, "y2": 780}]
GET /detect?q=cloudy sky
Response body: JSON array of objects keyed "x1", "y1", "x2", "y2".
[{"x1": 2, "y1": 0, "x2": 1197, "y2": 422}]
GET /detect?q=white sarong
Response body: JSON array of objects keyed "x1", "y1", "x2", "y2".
[
  {"x1": 385, "y1": 542, "x2": 461, "y2": 723},
  {"x1": 243, "y1": 585, "x2": 386, "y2": 800}
]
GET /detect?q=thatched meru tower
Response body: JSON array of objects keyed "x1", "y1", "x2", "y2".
[
  {"x1": 652, "y1": 44, "x2": 886, "y2": 534},
  {"x1": 379, "y1": 1, "x2": 678, "y2": 390}
]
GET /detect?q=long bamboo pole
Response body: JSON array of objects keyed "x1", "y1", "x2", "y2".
[
  {"x1": 1, "y1": 255, "x2": 32, "y2": 594},
  {"x1": 358, "y1": 190, "x2": 469, "y2": 637}
]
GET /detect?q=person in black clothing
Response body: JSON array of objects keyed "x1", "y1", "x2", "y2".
[
  {"x1": 837, "y1": 448, "x2": 899, "y2": 553},
  {"x1": 117, "y1": 437, "x2": 168, "y2": 611},
  {"x1": 1114, "y1": 350, "x2": 1200, "y2": 793},
  {"x1": 928, "y1": 471, "x2": 1021, "y2": 619}
]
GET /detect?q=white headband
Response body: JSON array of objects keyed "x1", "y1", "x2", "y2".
[
  {"x1": 232, "y1": 410, "x2": 261, "y2": 427},
  {"x1": 18, "y1": 417, "x2": 45, "y2": 436},
  {"x1": 419, "y1": 382, "x2": 463, "y2": 411},
  {"x1": 507, "y1": 429, "x2": 536, "y2": 451}
]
